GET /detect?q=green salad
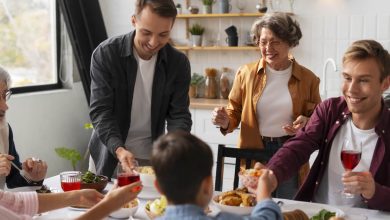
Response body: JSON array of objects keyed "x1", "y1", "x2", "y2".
[
  {"x1": 81, "y1": 171, "x2": 102, "y2": 183},
  {"x1": 310, "y1": 209, "x2": 336, "y2": 220}
]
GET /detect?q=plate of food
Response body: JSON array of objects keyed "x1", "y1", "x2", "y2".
[
  {"x1": 137, "y1": 166, "x2": 155, "y2": 188},
  {"x1": 212, "y1": 187, "x2": 256, "y2": 216},
  {"x1": 238, "y1": 168, "x2": 263, "y2": 194},
  {"x1": 282, "y1": 203, "x2": 345, "y2": 219},
  {"x1": 145, "y1": 196, "x2": 167, "y2": 219},
  {"x1": 80, "y1": 171, "x2": 109, "y2": 192},
  {"x1": 109, "y1": 199, "x2": 139, "y2": 219}
]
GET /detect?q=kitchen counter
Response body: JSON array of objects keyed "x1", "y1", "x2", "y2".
[{"x1": 190, "y1": 98, "x2": 228, "y2": 109}]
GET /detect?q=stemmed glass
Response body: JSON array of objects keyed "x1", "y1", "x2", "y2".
[{"x1": 340, "y1": 139, "x2": 362, "y2": 198}]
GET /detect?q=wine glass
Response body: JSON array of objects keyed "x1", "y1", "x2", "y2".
[
  {"x1": 340, "y1": 139, "x2": 362, "y2": 198},
  {"x1": 117, "y1": 160, "x2": 140, "y2": 187},
  {"x1": 236, "y1": 0, "x2": 245, "y2": 13}
]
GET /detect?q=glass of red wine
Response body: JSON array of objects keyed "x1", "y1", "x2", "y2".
[
  {"x1": 60, "y1": 171, "x2": 81, "y2": 191},
  {"x1": 117, "y1": 160, "x2": 140, "y2": 187},
  {"x1": 340, "y1": 139, "x2": 362, "y2": 198}
]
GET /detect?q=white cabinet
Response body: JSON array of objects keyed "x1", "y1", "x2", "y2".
[{"x1": 191, "y1": 106, "x2": 239, "y2": 191}]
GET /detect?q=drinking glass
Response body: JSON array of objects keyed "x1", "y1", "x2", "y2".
[
  {"x1": 60, "y1": 171, "x2": 81, "y2": 191},
  {"x1": 117, "y1": 160, "x2": 140, "y2": 187},
  {"x1": 340, "y1": 139, "x2": 362, "y2": 198}
]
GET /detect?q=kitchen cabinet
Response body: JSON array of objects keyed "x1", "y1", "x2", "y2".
[{"x1": 190, "y1": 98, "x2": 239, "y2": 191}]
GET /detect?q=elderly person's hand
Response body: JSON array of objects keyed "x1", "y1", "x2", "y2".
[
  {"x1": 22, "y1": 157, "x2": 47, "y2": 181},
  {"x1": 0, "y1": 154, "x2": 14, "y2": 176},
  {"x1": 342, "y1": 171, "x2": 375, "y2": 199},
  {"x1": 282, "y1": 115, "x2": 309, "y2": 135},
  {"x1": 211, "y1": 107, "x2": 229, "y2": 130}
]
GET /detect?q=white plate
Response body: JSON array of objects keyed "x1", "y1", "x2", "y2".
[
  {"x1": 137, "y1": 186, "x2": 160, "y2": 199},
  {"x1": 281, "y1": 202, "x2": 345, "y2": 218},
  {"x1": 7, "y1": 186, "x2": 42, "y2": 192}
]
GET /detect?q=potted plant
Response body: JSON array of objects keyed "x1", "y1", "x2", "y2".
[
  {"x1": 188, "y1": 23, "x2": 205, "y2": 47},
  {"x1": 55, "y1": 123, "x2": 93, "y2": 170},
  {"x1": 189, "y1": 73, "x2": 204, "y2": 98},
  {"x1": 202, "y1": 0, "x2": 215, "y2": 14},
  {"x1": 175, "y1": 3, "x2": 182, "y2": 14}
]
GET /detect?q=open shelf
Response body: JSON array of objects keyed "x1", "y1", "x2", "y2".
[
  {"x1": 175, "y1": 46, "x2": 259, "y2": 51},
  {"x1": 177, "y1": 13, "x2": 264, "y2": 18}
]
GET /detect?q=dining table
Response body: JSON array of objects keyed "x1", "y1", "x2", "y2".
[{"x1": 25, "y1": 175, "x2": 390, "y2": 220}]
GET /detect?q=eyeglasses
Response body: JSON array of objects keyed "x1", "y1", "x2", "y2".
[
  {"x1": 259, "y1": 40, "x2": 282, "y2": 49},
  {"x1": 1, "y1": 90, "x2": 12, "y2": 101}
]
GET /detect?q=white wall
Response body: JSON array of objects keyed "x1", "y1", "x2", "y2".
[
  {"x1": 99, "y1": 0, "x2": 390, "y2": 99},
  {"x1": 7, "y1": 83, "x2": 92, "y2": 176}
]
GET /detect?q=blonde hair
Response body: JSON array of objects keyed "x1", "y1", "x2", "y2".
[{"x1": 343, "y1": 40, "x2": 390, "y2": 82}]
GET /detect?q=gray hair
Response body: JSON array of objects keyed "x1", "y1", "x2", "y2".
[
  {"x1": 0, "y1": 66, "x2": 11, "y2": 88},
  {"x1": 251, "y1": 12, "x2": 302, "y2": 47}
]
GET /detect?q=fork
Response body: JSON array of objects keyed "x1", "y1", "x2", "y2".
[{"x1": 11, "y1": 161, "x2": 33, "y2": 184}]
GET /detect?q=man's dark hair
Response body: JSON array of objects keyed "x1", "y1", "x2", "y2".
[
  {"x1": 151, "y1": 131, "x2": 213, "y2": 204},
  {"x1": 135, "y1": 0, "x2": 177, "y2": 19}
]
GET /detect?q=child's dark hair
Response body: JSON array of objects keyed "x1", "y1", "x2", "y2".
[{"x1": 151, "y1": 131, "x2": 213, "y2": 204}]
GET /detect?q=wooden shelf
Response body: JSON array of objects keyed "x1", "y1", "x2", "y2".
[
  {"x1": 177, "y1": 13, "x2": 264, "y2": 18},
  {"x1": 175, "y1": 46, "x2": 259, "y2": 51}
]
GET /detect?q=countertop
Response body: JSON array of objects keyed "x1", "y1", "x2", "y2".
[{"x1": 190, "y1": 98, "x2": 228, "y2": 109}]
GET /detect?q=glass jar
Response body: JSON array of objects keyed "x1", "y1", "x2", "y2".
[
  {"x1": 220, "y1": 67, "x2": 230, "y2": 99},
  {"x1": 204, "y1": 68, "x2": 218, "y2": 99}
]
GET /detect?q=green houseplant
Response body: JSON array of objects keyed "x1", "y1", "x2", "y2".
[
  {"x1": 55, "y1": 123, "x2": 93, "y2": 171},
  {"x1": 202, "y1": 0, "x2": 215, "y2": 13},
  {"x1": 188, "y1": 23, "x2": 205, "y2": 47},
  {"x1": 189, "y1": 73, "x2": 204, "y2": 98}
]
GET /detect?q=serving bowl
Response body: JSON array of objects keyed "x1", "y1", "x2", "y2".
[
  {"x1": 138, "y1": 166, "x2": 156, "y2": 188},
  {"x1": 80, "y1": 175, "x2": 109, "y2": 192},
  {"x1": 212, "y1": 195, "x2": 254, "y2": 216},
  {"x1": 238, "y1": 169, "x2": 263, "y2": 194},
  {"x1": 109, "y1": 199, "x2": 139, "y2": 219}
]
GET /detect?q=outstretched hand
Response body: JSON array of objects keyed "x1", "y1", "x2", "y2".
[{"x1": 282, "y1": 115, "x2": 309, "y2": 135}]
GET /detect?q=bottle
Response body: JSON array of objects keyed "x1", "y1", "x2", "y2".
[
  {"x1": 204, "y1": 68, "x2": 218, "y2": 99},
  {"x1": 220, "y1": 67, "x2": 230, "y2": 99}
]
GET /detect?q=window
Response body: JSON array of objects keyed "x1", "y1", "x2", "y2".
[{"x1": 0, "y1": 0, "x2": 61, "y2": 93}]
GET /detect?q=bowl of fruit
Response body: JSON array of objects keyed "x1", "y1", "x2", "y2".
[
  {"x1": 145, "y1": 196, "x2": 167, "y2": 219},
  {"x1": 80, "y1": 171, "x2": 109, "y2": 192}
]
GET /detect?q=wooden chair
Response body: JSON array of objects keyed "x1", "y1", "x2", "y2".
[{"x1": 214, "y1": 144, "x2": 273, "y2": 191}]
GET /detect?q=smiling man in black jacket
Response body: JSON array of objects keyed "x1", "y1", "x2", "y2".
[{"x1": 88, "y1": 0, "x2": 192, "y2": 178}]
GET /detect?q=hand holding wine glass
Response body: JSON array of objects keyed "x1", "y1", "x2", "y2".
[
  {"x1": 117, "y1": 160, "x2": 140, "y2": 187},
  {"x1": 340, "y1": 139, "x2": 362, "y2": 198}
]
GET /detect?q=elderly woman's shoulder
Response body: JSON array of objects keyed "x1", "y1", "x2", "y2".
[{"x1": 237, "y1": 60, "x2": 260, "y2": 74}]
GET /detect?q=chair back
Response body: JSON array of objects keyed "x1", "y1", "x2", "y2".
[{"x1": 214, "y1": 144, "x2": 272, "y2": 191}]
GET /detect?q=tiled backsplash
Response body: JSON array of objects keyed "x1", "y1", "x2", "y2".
[{"x1": 99, "y1": 0, "x2": 390, "y2": 99}]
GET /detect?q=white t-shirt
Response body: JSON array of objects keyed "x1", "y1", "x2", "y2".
[
  {"x1": 314, "y1": 118, "x2": 377, "y2": 207},
  {"x1": 124, "y1": 49, "x2": 157, "y2": 160},
  {"x1": 257, "y1": 64, "x2": 293, "y2": 137}
]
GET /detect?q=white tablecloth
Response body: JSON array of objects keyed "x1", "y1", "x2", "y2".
[{"x1": 31, "y1": 175, "x2": 390, "y2": 220}]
